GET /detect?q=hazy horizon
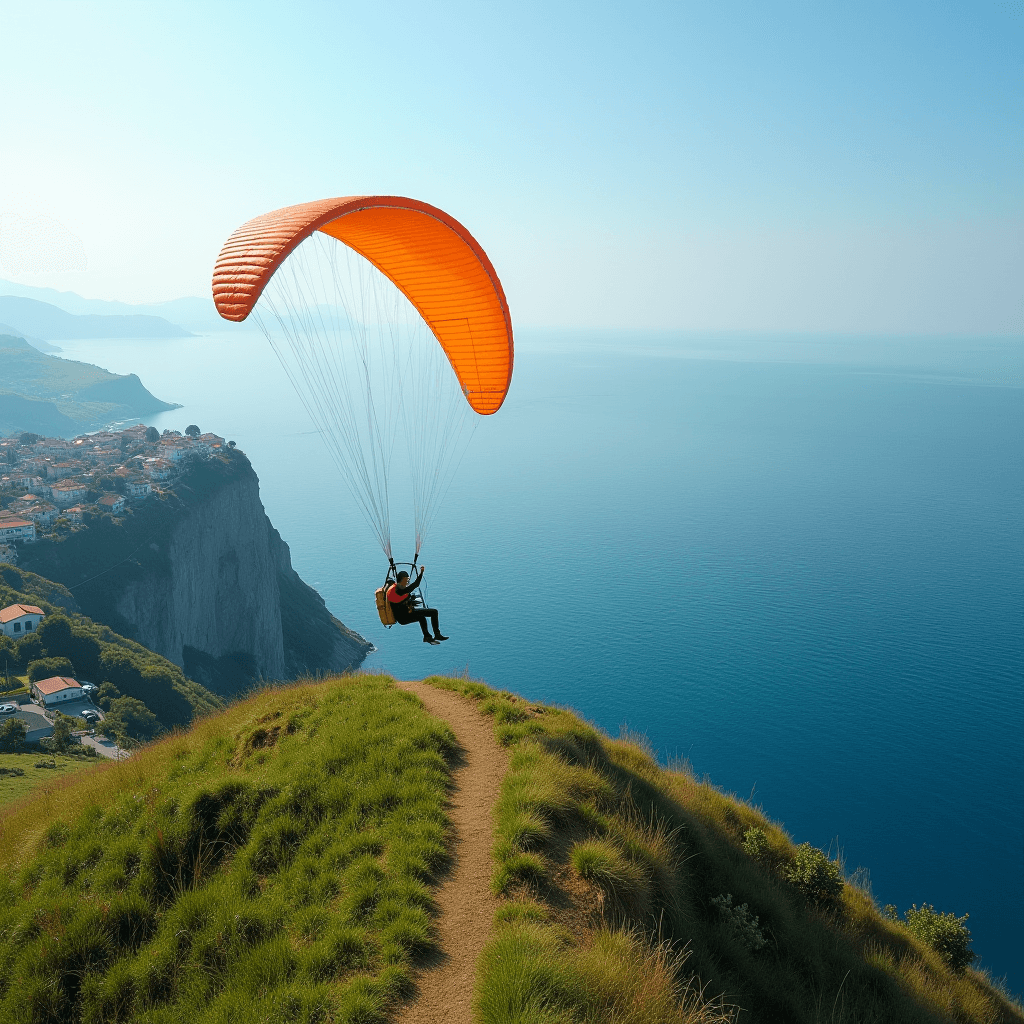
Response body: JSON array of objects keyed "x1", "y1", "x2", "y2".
[{"x1": 2, "y1": 1, "x2": 1021, "y2": 334}]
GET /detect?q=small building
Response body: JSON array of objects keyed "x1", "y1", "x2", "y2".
[
  {"x1": 31, "y1": 676, "x2": 82, "y2": 706},
  {"x1": 127, "y1": 479, "x2": 152, "y2": 499},
  {"x1": 23, "y1": 502, "x2": 58, "y2": 527},
  {"x1": 96, "y1": 493, "x2": 126, "y2": 514},
  {"x1": 50, "y1": 482, "x2": 89, "y2": 508},
  {"x1": 0, "y1": 518, "x2": 36, "y2": 544},
  {"x1": 160, "y1": 440, "x2": 191, "y2": 462},
  {"x1": 47, "y1": 462, "x2": 80, "y2": 481},
  {"x1": 0, "y1": 603, "x2": 44, "y2": 637},
  {"x1": 143, "y1": 458, "x2": 174, "y2": 481},
  {"x1": 64, "y1": 506, "x2": 84, "y2": 524}
]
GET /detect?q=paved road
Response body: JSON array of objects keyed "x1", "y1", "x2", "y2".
[{"x1": 78, "y1": 733, "x2": 126, "y2": 760}]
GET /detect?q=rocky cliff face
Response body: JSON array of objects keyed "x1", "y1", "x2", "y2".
[{"x1": 19, "y1": 451, "x2": 372, "y2": 696}]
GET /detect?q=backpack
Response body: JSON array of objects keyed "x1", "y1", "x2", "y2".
[{"x1": 375, "y1": 585, "x2": 396, "y2": 626}]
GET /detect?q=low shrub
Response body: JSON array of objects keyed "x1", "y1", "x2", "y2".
[
  {"x1": 742, "y1": 826, "x2": 771, "y2": 864},
  {"x1": 785, "y1": 843, "x2": 845, "y2": 913},
  {"x1": 885, "y1": 903, "x2": 976, "y2": 972},
  {"x1": 711, "y1": 893, "x2": 768, "y2": 953}
]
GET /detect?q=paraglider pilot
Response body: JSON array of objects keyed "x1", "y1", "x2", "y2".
[{"x1": 387, "y1": 567, "x2": 449, "y2": 644}]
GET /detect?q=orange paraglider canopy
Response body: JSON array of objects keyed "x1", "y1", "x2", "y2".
[{"x1": 212, "y1": 196, "x2": 513, "y2": 414}]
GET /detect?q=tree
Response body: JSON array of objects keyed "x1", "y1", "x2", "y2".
[
  {"x1": 18, "y1": 433, "x2": 41, "y2": 445},
  {"x1": 27, "y1": 658, "x2": 74, "y2": 683},
  {"x1": 227, "y1": 441, "x2": 236, "y2": 449},
  {"x1": 145, "y1": 426, "x2": 159, "y2": 443},
  {"x1": 0, "y1": 717, "x2": 25, "y2": 751},
  {"x1": 50, "y1": 713, "x2": 73, "y2": 753},
  {"x1": 95, "y1": 681, "x2": 121, "y2": 711},
  {"x1": 100, "y1": 695, "x2": 159, "y2": 742},
  {"x1": 36, "y1": 614, "x2": 73, "y2": 655},
  {"x1": 185, "y1": 424, "x2": 200, "y2": 437}
]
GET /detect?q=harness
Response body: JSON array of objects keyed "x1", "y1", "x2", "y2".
[{"x1": 374, "y1": 560, "x2": 424, "y2": 628}]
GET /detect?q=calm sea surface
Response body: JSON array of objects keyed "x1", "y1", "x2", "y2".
[{"x1": 56, "y1": 330, "x2": 1024, "y2": 991}]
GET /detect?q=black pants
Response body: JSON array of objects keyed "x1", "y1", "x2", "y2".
[{"x1": 399, "y1": 608, "x2": 440, "y2": 637}]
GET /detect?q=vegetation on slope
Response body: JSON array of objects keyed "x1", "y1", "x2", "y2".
[
  {"x1": 422, "y1": 676, "x2": 1022, "y2": 1024},
  {"x1": 0, "y1": 674, "x2": 456, "y2": 1024},
  {"x1": 0, "y1": 331, "x2": 177, "y2": 433},
  {"x1": 0, "y1": 565, "x2": 220, "y2": 731}
]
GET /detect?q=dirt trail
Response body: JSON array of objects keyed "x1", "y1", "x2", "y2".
[{"x1": 393, "y1": 679, "x2": 508, "y2": 1024}]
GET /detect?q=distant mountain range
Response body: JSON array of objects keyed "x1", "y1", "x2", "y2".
[
  {"x1": 0, "y1": 279, "x2": 226, "y2": 333},
  {"x1": 0, "y1": 296, "x2": 191, "y2": 341}
]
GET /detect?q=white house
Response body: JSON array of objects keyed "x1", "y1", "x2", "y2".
[
  {"x1": 96, "y1": 493, "x2": 126, "y2": 514},
  {"x1": 0, "y1": 603, "x2": 44, "y2": 637},
  {"x1": 0, "y1": 518, "x2": 36, "y2": 544},
  {"x1": 24, "y1": 503, "x2": 58, "y2": 527},
  {"x1": 50, "y1": 482, "x2": 89, "y2": 508},
  {"x1": 47, "y1": 462, "x2": 80, "y2": 481},
  {"x1": 31, "y1": 676, "x2": 82, "y2": 706},
  {"x1": 144, "y1": 458, "x2": 174, "y2": 481},
  {"x1": 160, "y1": 440, "x2": 190, "y2": 462},
  {"x1": 127, "y1": 479, "x2": 152, "y2": 498}
]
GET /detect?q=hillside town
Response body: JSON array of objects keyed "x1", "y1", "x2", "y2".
[{"x1": 0, "y1": 425, "x2": 226, "y2": 563}]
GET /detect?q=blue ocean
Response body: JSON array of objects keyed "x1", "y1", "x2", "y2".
[{"x1": 57, "y1": 330, "x2": 1024, "y2": 992}]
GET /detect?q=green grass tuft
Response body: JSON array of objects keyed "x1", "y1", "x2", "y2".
[{"x1": 570, "y1": 838, "x2": 651, "y2": 917}]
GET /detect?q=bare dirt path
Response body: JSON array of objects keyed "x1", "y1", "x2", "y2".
[{"x1": 392, "y1": 679, "x2": 508, "y2": 1024}]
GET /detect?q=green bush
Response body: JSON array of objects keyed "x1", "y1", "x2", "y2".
[
  {"x1": 903, "y1": 904, "x2": 976, "y2": 971},
  {"x1": 27, "y1": 657, "x2": 74, "y2": 683},
  {"x1": 785, "y1": 843, "x2": 844, "y2": 913},
  {"x1": 742, "y1": 826, "x2": 771, "y2": 864},
  {"x1": 711, "y1": 893, "x2": 768, "y2": 953}
]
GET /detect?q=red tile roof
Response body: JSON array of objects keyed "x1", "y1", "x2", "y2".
[
  {"x1": 33, "y1": 676, "x2": 80, "y2": 695},
  {"x1": 0, "y1": 604, "x2": 44, "y2": 623}
]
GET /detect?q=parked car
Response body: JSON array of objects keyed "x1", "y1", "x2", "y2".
[
  {"x1": 0, "y1": 704, "x2": 15, "y2": 714},
  {"x1": 81, "y1": 683, "x2": 97, "y2": 694},
  {"x1": 81, "y1": 710, "x2": 100, "y2": 723}
]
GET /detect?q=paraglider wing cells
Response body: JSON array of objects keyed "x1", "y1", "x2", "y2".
[{"x1": 212, "y1": 196, "x2": 513, "y2": 414}]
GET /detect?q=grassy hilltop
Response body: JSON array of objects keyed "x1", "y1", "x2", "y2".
[{"x1": 0, "y1": 673, "x2": 1018, "y2": 1024}]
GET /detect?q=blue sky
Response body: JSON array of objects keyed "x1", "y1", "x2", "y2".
[{"x1": 1, "y1": 0, "x2": 1020, "y2": 332}]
